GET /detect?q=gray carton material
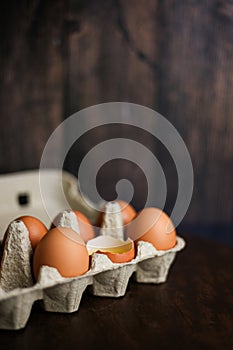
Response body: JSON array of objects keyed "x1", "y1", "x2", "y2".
[
  {"x1": 0, "y1": 236, "x2": 185, "y2": 330},
  {"x1": 0, "y1": 170, "x2": 185, "y2": 330}
]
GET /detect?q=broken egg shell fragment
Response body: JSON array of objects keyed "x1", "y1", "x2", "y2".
[
  {"x1": 87, "y1": 235, "x2": 135, "y2": 263},
  {"x1": 96, "y1": 247, "x2": 135, "y2": 264}
]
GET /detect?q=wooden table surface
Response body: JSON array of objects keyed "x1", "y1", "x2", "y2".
[{"x1": 0, "y1": 234, "x2": 233, "y2": 349}]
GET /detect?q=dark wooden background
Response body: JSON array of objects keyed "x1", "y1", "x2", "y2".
[{"x1": 0, "y1": 0, "x2": 232, "y2": 243}]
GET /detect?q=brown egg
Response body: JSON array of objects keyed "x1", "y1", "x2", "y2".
[
  {"x1": 2, "y1": 215, "x2": 47, "y2": 251},
  {"x1": 126, "y1": 208, "x2": 177, "y2": 250},
  {"x1": 33, "y1": 227, "x2": 89, "y2": 280},
  {"x1": 96, "y1": 200, "x2": 137, "y2": 227}
]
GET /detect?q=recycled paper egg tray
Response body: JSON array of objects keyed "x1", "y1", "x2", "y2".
[
  {"x1": 0, "y1": 169, "x2": 185, "y2": 330},
  {"x1": 0, "y1": 234, "x2": 185, "y2": 330}
]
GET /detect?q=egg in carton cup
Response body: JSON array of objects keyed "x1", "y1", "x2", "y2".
[{"x1": 0, "y1": 170, "x2": 185, "y2": 330}]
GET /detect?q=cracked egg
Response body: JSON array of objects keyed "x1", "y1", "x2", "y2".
[{"x1": 87, "y1": 235, "x2": 135, "y2": 263}]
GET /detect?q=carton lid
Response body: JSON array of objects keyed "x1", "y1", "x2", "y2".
[{"x1": 0, "y1": 169, "x2": 98, "y2": 239}]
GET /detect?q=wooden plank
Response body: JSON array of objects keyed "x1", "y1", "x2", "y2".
[
  {"x1": 66, "y1": 0, "x2": 159, "y2": 211},
  {"x1": 0, "y1": 0, "x2": 67, "y2": 173},
  {"x1": 0, "y1": 0, "x2": 232, "y2": 230},
  {"x1": 157, "y1": 1, "x2": 233, "y2": 223}
]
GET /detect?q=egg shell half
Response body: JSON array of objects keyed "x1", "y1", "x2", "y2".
[
  {"x1": 97, "y1": 245, "x2": 135, "y2": 264},
  {"x1": 87, "y1": 235, "x2": 135, "y2": 264}
]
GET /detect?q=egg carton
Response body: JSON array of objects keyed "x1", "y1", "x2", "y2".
[{"x1": 0, "y1": 170, "x2": 185, "y2": 330}]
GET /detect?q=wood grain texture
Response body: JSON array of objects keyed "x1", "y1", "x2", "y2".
[
  {"x1": 64, "y1": 0, "x2": 160, "y2": 211},
  {"x1": 156, "y1": 0, "x2": 233, "y2": 224},
  {"x1": 65, "y1": 0, "x2": 233, "y2": 227},
  {"x1": 0, "y1": 0, "x2": 67, "y2": 172},
  {"x1": 0, "y1": 234, "x2": 232, "y2": 348},
  {"x1": 0, "y1": 0, "x2": 232, "y2": 239}
]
